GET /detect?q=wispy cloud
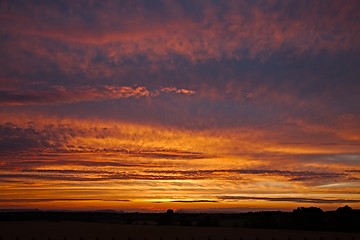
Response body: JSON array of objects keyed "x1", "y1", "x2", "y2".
[
  {"x1": 171, "y1": 200, "x2": 218, "y2": 203},
  {"x1": 0, "y1": 198, "x2": 130, "y2": 203},
  {"x1": 219, "y1": 196, "x2": 360, "y2": 204},
  {"x1": 145, "y1": 169, "x2": 347, "y2": 183},
  {"x1": 0, "y1": 85, "x2": 195, "y2": 106},
  {"x1": 2, "y1": 1, "x2": 358, "y2": 61}
]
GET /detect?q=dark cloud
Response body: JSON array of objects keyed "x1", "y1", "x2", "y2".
[
  {"x1": 1, "y1": 165, "x2": 339, "y2": 183},
  {"x1": 145, "y1": 169, "x2": 346, "y2": 182},
  {"x1": 0, "y1": 123, "x2": 208, "y2": 160},
  {"x1": 0, "y1": 170, "x2": 209, "y2": 182},
  {"x1": 0, "y1": 86, "x2": 195, "y2": 106},
  {"x1": 131, "y1": 150, "x2": 213, "y2": 160},
  {"x1": 0, "y1": 122, "x2": 56, "y2": 152},
  {"x1": 219, "y1": 196, "x2": 360, "y2": 204},
  {"x1": 0, "y1": 198, "x2": 130, "y2": 203},
  {"x1": 171, "y1": 200, "x2": 218, "y2": 203},
  {"x1": 0, "y1": 0, "x2": 359, "y2": 133}
]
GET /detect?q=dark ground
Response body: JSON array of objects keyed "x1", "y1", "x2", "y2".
[
  {"x1": 1, "y1": 221, "x2": 360, "y2": 240},
  {"x1": 0, "y1": 207, "x2": 359, "y2": 240},
  {"x1": 1, "y1": 206, "x2": 359, "y2": 232}
]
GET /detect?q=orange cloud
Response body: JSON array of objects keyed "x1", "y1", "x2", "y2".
[
  {"x1": 1, "y1": 114, "x2": 359, "y2": 210},
  {"x1": 1, "y1": 0, "x2": 358, "y2": 63},
  {"x1": 160, "y1": 87, "x2": 196, "y2": 95},
  {"x1": 0, "y1": 85, "x2": 196, "y2": 106}
]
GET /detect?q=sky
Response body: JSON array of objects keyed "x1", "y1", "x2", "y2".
[{"x1": 0, "y1": 0, "x2": 359, "y2": 212}]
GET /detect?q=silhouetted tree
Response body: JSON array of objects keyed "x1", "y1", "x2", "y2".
[
  {"x1": 166, "y1": 209, "x2": 174, "y2": 215},
  {"x1": 332, "y1": 205, "x2": 358, "y2": 231},
  {"x1": 292, "y1": 207, "x2": 324, "y2": 230},
  {"x1": 293, "y1": 207, "x2": 323, "y2": 214},
  {"x1": 336, "y1": 205, "x2": 352, "y2": 213}
]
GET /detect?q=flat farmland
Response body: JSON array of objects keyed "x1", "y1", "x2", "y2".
[{"x1": 0, "y1": 222, "x2": 359, "y2": 240}]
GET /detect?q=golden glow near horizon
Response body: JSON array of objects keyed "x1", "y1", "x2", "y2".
[
  {"x1": 0, "y1": 1, "x2": 360, "y2": 212},
  {"x1": 0, "y1": 116, "x2": 359, "y2": 211}
]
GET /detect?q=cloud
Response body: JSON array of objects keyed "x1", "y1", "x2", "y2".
[
  {"x1": 171, "y1": 200, "x2": 218, "y2": 203},
  {"x1": 145, "y1": 169, "x2": 347, "y2": 183},
  {"x1": 0, "y1": 121, "x2": 214, "y2": 162},
  {"x1": 0, "y1": 85, "x2": 195, "y2": 106},
  {"x1": 0, "y1": 198, "x2": 130, "y2": 203},
  {"x1": 219, "y1": 196, "x2": 360, "y2": 204},
  {"x1": 0, "y1": 116, "x2": 232, "y2": 153},
  {"x1": 0, "y1": 168, "x2": 211, "y2": 182},
  {"x1": 0, "y1": 0, "x2": 358, "y2": 136},
  {"x1": 0, "y1": 166, "x2": 350, "y2": 186},
  {"x1": 0, "y1": 122, "x2": 57, "y2": 151},
  {"x1": 160, "y1": 87, "x2": 195, "y2": 96},
  {"x1": 2, "y1": 0, "x2": 358, "y2": 61},
  {"x1": 0, "y1": 116, "x2": 358, "y2": 168}
]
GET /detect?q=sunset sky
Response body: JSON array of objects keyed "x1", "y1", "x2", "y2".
[{"x1": 0, "y1": 0, "x2": 359, "y2": 212}]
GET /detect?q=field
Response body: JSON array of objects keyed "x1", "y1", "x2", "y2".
[{"x1": 1, "y1": 222, "x2": 359, "y2": 240}]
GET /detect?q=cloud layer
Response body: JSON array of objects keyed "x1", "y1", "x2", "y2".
[
  {"x1": 0, "y1": 0, "x2": 359, "y2": 211},
  {"x1": 0, "y1": 117, "x2": 359, "y2": 210}
]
